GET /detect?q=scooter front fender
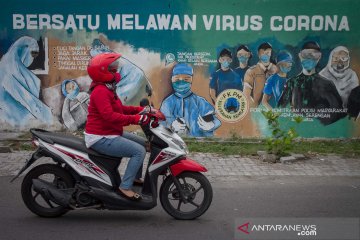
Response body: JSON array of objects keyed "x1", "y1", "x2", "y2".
[{"x1": 170, "y1": 158, "x2": 207, "y2": 177}]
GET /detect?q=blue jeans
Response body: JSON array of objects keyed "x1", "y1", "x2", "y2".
[{"x1": 90, "y1": 132, "x2": 146, "y2": 190}]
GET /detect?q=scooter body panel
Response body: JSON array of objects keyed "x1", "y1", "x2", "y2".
[{"x1": 169, "y1": 158, "x2": 207, "y2": 177}]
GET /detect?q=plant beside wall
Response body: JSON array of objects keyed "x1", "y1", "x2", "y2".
[{"x1": 261, "y1": 110, "x2": 303, "y2": 161}]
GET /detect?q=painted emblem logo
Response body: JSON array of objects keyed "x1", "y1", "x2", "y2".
[{"x1": 215, "y1": 89, "x2": 249, "y2": 122}]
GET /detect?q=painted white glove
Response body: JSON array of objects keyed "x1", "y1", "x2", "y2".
[
  {"x1": 197, "y1": 116, "x2": 215, "y2": 131},
  {"x1": 171, "y1": 118, "x2": 188, "y2": 135}
]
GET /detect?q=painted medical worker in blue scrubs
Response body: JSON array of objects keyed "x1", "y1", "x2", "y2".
[{"x1": 262, "y1": 50, "x2": 293, "y2": 110}]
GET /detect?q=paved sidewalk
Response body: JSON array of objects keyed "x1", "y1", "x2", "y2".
[{"x1": 0, "y1": 151, "x2": 359, "y2": 182}]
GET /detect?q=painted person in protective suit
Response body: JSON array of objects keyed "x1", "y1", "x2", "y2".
[
  {"x1": 279, "y1": 41, "x2": 345, "y2": 125},
  {"x1": 319, "y1": 46, "x2": 359, "y2": 108},
  {"x1": 160, "y1": 63, "x2": 221, "y2": 137},
  {"x1": 61, "y1": 79, "x2": 89, "y2": 131}
]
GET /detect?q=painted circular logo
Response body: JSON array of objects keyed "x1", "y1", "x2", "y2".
[
  {"x1": 165, "y1": 53, "x2": 176, "y2": 65},
  {"x1": 215, "y1": 89, "x2": 249, "y2": 122}
]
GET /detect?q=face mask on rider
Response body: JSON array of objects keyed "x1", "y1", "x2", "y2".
[{"x1": 114, "y1": 72, "x2": 121, "y2": 83}]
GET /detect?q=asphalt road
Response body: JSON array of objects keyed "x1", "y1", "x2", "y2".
[{"x1": 1, "y1": 175, "x2": 359, "y2": 240}]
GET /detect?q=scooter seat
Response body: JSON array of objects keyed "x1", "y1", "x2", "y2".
[
  {"x1": 30, "y1": 128, "x2": 119, "y2": 160},
  {"x1": 31, "y1": 129, "x2": 122, "y2": 189}
]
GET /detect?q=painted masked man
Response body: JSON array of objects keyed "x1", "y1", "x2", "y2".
[
  {"x1": 262, "y1": 51, "x2": 293, "y2": 110},
  {"x1": 279, "y1": 41, "x2": 345, "y2": 125},
  {"x1": 209, "y1": 48, "x2": 240, "y2": 103},
  {"x1": 161, "y1": 63, "x2": 221, "y2": 137},
  {"x1": 243, "y1": 42, "x2": 278, "y2": 108},
  {"x1": 234, "y1": 45, "x2": 252, "y2": 91}
]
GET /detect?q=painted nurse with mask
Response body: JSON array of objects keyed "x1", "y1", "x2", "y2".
[{"x1": 262, "y1": 50, "x2": 293, "y2": 110}]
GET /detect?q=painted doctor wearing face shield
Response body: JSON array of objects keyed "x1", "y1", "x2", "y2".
[{"x1": 160, "y1": 63, "x2": 221, "y2": 137}]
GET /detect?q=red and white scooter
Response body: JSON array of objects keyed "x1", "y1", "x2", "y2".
[{"x1": 12, "y1": 107, "x2": 213, "y2": 220}]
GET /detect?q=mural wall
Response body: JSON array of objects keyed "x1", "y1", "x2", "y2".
[{"x1": 0, "y1": 0, "x2": 359, "y2": 138}]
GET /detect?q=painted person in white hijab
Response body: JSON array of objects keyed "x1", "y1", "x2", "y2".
[
  {"x1": 0, "y1": 36, "x2": 52, "y2": 126},
  {"x1": 61, "y1": 79, "x2": 89, "y2": 131},
  {"x1": 319, "y1": 46, "x2": 359, "y2": 107}
]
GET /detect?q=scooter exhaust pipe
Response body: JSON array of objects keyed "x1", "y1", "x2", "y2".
[{"x1": 32, "y1": 179, "x2": 71, "y2": 207}]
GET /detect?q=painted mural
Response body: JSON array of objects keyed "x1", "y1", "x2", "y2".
[{"x1": 0, "y1": 0, "x2": 359, "y2": 138}]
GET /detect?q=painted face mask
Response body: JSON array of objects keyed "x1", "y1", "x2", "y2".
[
  {"x1": 221, "y1": 60, "x2": 230, "y2": 69},
  {"x1": 66, "y1": 85, "x2": 79, "y2": 100},
  {"x1": 172, "y1": 80, "x2": 191, "y2": 95},
  {"x1": 331, "y1": 56, "x2": 350, "y2": 72},
  {"x1": 301, "y1": 59, "x2": 317, "y2": 71},
  {"x1": 238, "y1": 56, "x2": 248, "y2": 64},
  {"x1": 279, "y1": 65, "x2": 292, "y2": 73},
  {"x1": 260, "y1": 54, "x2": 270, "y2": 63}
]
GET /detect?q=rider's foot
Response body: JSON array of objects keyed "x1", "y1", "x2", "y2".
[
  {"x1": 133, "y1": 179, "x2": 144, "y2": 186},
  {"x1": 118, "y1": 188, "x2": 142, "y2": 201}
]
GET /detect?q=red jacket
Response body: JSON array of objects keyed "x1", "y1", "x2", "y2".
[{"x1": 85, "y1": 85, "x2": 143, "y2": 135}]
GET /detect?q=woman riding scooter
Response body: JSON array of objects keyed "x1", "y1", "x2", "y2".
[{"x1": 85, "y1": 52, "x2": 150, "y2": 201}]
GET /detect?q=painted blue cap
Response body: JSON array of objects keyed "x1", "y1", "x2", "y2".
[
  {"x1": 172, "y1": 63, "x2": 193, "y2": 76},
  {"x1": 276, "y1": 51, "x2": 293, "y2": 63}
]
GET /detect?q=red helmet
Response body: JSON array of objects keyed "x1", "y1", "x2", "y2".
[{"x1": 87, "y1": 52, "x2": 122, "y2": 83}]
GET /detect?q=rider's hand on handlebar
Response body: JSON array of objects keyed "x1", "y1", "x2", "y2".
[
  {"x1": 139, "y1": 106, "x2": 152, "y2": 115},
  {"x1": 136, "y1": 115, "x2": 151, "y2": 126},
  {"x1": 151, "y1": 119, "x2": 159, "y2": 128}
]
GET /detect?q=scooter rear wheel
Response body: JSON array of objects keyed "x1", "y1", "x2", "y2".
[
  {"x1": 160, "y1": 172, "x2": 212, "y2": 220},
  {"x1": 21, "y1": 164, "x2": 75, "y2": 218}
]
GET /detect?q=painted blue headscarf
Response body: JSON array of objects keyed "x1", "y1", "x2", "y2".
[{"x1": 0, "y1": 36, "x2": 52, "y2": 126}]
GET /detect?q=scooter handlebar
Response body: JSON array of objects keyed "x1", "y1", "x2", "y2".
[{"x1": 139, "y1": 106, "x2": 166, "y2": 128}]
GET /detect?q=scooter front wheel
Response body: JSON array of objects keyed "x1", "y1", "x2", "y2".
[{"x1": 160, "y1": 172, "x2": 213, "y2": 220}]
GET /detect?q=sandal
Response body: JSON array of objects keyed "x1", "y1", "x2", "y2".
[{"x1": 117, "y1": 188, "x2": 142, "y2": 201}]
